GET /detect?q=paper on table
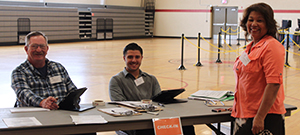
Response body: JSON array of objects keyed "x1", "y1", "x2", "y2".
[
  {"x1": 190, "y1": 90, "x2": 234, "y2": 100},
  {"x1": 191, "y1": 90, "x2": 228, "y2": 99},
  {"x1": 98, "y1": 107, "x2": 142, "y2": 116},
  {"x1": 99, "y1": 107, "x2": 132, "y2": 114},
  {"x1": 3, "y1": 117, "x2": 42, "y2": 127},
  {"x1": 125, "y1": 101, "x2": 149, "y2": 105},
  {"x1": 10, "y1": 107, "x2": 50, "y2": 113},
  {"x1": 117, "y1": 101, "x2": 149, "y2": 108},
  {"x1": 188, "y1": 96, "x2": 221, "y2": 101},
  {"x1": 70, "y1": 115, "x2": 108, "y2": 125}
]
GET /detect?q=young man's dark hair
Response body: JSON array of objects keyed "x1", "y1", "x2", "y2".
[{"x1": 123, "y1": 42, "x2": 143, "y2": 56}]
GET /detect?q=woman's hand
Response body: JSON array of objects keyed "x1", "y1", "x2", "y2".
[
  {"x1": 252, "y1": 116, "x2": 264, "y2": 135},
  {"x1": 252, "y1": 83, "x2": 280, "y2": 134}
]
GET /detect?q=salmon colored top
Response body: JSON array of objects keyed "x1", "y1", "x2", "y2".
[{"x1": 231, "y1": 35, "x2": 286, "y2": 118}]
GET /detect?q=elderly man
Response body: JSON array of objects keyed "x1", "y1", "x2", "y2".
[{"x1": 11, "y1": 31, "x2": 77, "y2": 110}]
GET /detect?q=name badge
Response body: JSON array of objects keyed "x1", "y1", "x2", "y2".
[
  {"x1": 134, "y1": 77, "x2": 144, "y2": 86},
  {"x1": 240, "y1": 51, "x2": 251, "y2": 66},
  {"x1": 49, "y1": 76, "x2": 62, "y2": 84}
]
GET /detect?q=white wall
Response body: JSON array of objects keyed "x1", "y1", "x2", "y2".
[
  {"x1": 154, "y1": 12, "x2": 211, "y2": 37},
  {"x1": 3, "y1": 0, "x2": 142, "y2": 6},
  {"x1": 4, "y1": 0, "x2": 300, "y2": 38},
  {"x1": 155, "y1": 0, "x2": 300, "y2": 38}
]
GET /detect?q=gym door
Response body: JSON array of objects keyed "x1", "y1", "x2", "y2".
[{"x1": 211, "y1": 6, "x2": 238, "y2": 39}]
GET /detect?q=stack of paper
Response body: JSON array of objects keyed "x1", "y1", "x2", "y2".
[
  {"x1": 70, "y1": 115, "x2": 108, "y2": 125},
  {"x1": 10, "y1": 107, "x2": 50, "y2": 113},
  {"x1": 188, "y1": 90, "x2": 234, "y2": 101},
  {"x1": 3, "y1": 117, "x2": 42, "y2": 127}
]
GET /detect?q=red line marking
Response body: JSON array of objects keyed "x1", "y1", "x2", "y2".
[
  {"x1": 286, "y1": 95, "x2": 300, "y2": 102},
  {"x1": 155, "y1": 9, "x2": 300, "y2": 14},
  {"x1": 158, "y1": 76, "x2": 189, "y2": 89},
  {"x1": 155, "y1": 9, "x2": 211, "y2": 13},
  {"x1": 238, "y1": 9, "x2": 300, "y2": 13}
]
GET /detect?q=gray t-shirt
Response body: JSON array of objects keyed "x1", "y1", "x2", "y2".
[{"x1": 109, "y1": 68, "x2": 161, "y2": 101}]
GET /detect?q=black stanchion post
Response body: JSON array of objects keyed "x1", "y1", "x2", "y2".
[
  {"x1": 285, "y1": 31, "x2": 290, "y2": 67},
  {"x1": 195, "y1": 32, "x2": 203, "y2": 66},
  {"x1": 229, "y1": 26, "x2": 232, "y2": 46},
  {"x1": 216, "y1": 32, "x2": 222, "y2": 63},
  {"x1": 243, "y1": 38, "x2": 247, "y2": 49},
  {"x1": 219, "y1": 27, "x2": 223, "y2": 47},
  {"x1": 298, "y1": 32, "x2": 300, "y2": 51},
  {"x1": 237, "y1": 27, "x2": 240, "y2": 46},
  {"x1": 178, "y1": 33, "x2": 186, "y2": 70}
]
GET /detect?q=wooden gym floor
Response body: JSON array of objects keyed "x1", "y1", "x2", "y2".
[{"x1": 0, "y1": 37, "x2": 299, "y2": 134}]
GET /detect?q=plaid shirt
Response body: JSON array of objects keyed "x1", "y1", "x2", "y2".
[{"x1": 11, "y1": 59, "x2": 77, "y2": 107}]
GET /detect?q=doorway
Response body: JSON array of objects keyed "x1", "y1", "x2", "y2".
[
  {"x1": 211, "y1": 6, "x2": 238, "y2": 39},
  {"x1": 17, "y1": 18, "x2": 30, "y2": 44}
]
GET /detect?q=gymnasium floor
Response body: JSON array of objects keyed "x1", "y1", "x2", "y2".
[{"x1": 0, "y1": 37, "x2": 299, "y2": 134}]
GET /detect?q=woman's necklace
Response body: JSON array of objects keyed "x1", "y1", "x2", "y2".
[{"x1": 248, "y1": 42, "x2": 256, "y2": 54}]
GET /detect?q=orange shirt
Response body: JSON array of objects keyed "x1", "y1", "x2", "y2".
[{"x1": 231, "y1": 35, "x2": 286, "y2": 118}]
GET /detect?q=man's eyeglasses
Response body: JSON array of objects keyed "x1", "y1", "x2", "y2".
[{"x1": 29, "y1": 44, "x2": 48, "y2": 50}]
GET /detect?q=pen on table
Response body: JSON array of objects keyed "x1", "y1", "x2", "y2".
[
  {"x1": 158, "y1": 103, "x2": 164, "y2": 107},
  {"x1": 129, "y1": 103, "x2": 139, "y2": 107},
  {"x1": 220, "y1": 101, "x2": 225, "y2": 106},
  {"x1": 51, "y1": 97, "x2": 58, "y2": 105},
  {"x1": 209, "y1": 99, "x2": 216, "y2": 105}
]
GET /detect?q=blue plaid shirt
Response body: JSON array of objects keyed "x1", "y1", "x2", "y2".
[{"x1": 11, "y1": 59, "x2": 77, "y2": 107}]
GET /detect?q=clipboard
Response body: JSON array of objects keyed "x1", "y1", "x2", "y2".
[
  {"x1": 59, "y1": 87, "x2": 95, "y2": 112},
  {"x1": 188, "y1": 96, "x2": 233, "y2": 107},
  {"x1": 108, "y1": 101, "x2": 163, "y2": 113},
  {"x1": 204, "y1": 100, "x2": 233, "y2": 107},
  {"x1": 98, "y1": 107, "x2": 142, "y2": 117}
]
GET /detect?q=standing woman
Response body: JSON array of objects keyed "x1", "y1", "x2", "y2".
[{"x1": 232, "y1": 3, "x2": 286, "y2": 135}]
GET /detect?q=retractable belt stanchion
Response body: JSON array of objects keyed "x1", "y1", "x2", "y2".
[
  {"x1": 229, "y1": 26, "x2": 232, "y2": 46},
  {"x1": 285, "y1": 31, "x2": 291, "y2": 67},
  {"x1": 237, "y1": 27, "x2": 240, "y2": 46},
  {"x1": 243, "y1": 38, "x2": 247, "y2": 49},
  {"x1": 219, "y1": 27, "x2": 223, "y2": 47},
  {"x1": 178, "y1": 33, "x2": 186, "y2": 70},
  {"x1": 216, "y1": 32, "x2": 222, "y2": 63},
  {"x1": 195, "y1": 33, "x2": 203, "y2": 66}
]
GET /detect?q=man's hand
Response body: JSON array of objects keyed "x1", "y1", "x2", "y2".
[{"x1": 39, "y1": 96, "x2": 59, "y2": 110}]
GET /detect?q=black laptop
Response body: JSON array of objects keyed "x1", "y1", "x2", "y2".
[
  {"x1": 152, "y1": 89, "x2": 187, "y2": 104},
  {"x1": 58, "y1": 87, "x2": 95, "y2": 112}
]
